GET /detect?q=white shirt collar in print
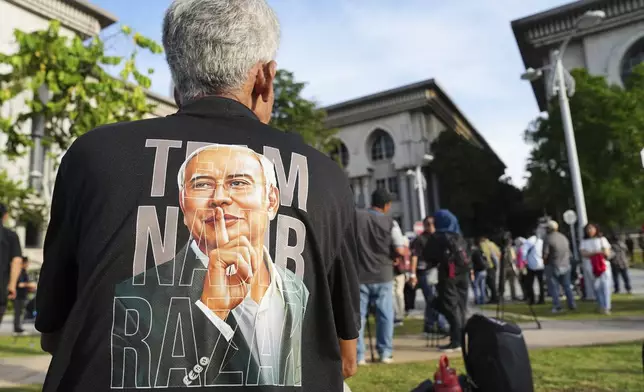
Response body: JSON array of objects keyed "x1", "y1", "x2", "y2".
[{"x1": 189, "y1": 239, "x2": 284, "y2": 304}]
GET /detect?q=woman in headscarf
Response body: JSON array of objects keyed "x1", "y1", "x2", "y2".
[{"x1": 422, "y1": 209, "x2": 470, "y2": 352}]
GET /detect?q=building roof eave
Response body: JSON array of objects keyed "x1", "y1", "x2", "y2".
[
  {"x1": 511, "y1": 0, "x2": 644, "y2": 111},
  {"x1": 323, "y1": 79, "x2": 506, "y2": 169},
  {"x1": 6, "y1": 0, "x2": 118, "y2": 39},
  {"x1": 68, "y1": 0, "x2": 118, "y2": 29},
  {"x1": 511, "y1": 0, "x2": 602, "y2": 27}
]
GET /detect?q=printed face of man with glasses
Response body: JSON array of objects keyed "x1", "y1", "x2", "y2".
[{"x1": 178, "y1": 144, "x2": 280, "y2": 318}]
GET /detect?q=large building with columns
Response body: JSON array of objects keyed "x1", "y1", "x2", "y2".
[
  {"x1": 324, "y1": 79, "x2": 503, "y2": 234},
  {"x1": 0, "y1": 0, "x2": 177, "y2": 266},
  {"x1": 512, "y1": 0, "x2": 644, "y2": 110}
]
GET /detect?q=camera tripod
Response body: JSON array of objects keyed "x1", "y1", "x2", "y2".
[{"x1": 495, "y1": 257, "x2": 541, "y2": 330}]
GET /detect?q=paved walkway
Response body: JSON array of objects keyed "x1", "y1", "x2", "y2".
[
  {"x1": 1, "y1": 316, "x2": 643, "y2": 386},
  {"x1": 378, "y1": 316, "x2": 644, "y2": 364},
  {"x1": 0, "y1": 355, "x2": 50, "y2": 388}
]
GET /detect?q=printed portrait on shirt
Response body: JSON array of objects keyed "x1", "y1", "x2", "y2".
[{"x1": 111, "y1": 144, "x2": 310, "y2": 389}]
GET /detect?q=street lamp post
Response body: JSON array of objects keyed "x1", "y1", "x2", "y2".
[
  {"x1": 520, "y1": 10, "x2": 605, "y2": 239},
  {"x1": 415, "y1": 164, "x2": 427, "y2": 219},
  {"x1": 554, "y1": 51, "x2": 588, "y2": 240},
  {"x1": 29, "y1": 84, "x2": 49, "y2": 194},
  {"x1": 407, "y1": 154, "x2": 434, "y2": 221}
]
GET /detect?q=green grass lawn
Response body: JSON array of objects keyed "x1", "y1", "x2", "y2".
[
  {"x1": 481, "y1": 294, "x2": 644, "y2": 320},
  {"x1": 0, "y1": 385, "x2": 41, "y2": 392},
  {"x1": 347, "y1": 342, "x2": 644, "y2": 392},
  {"x1": 0, "y1": 335, "x2": 43, "y2": 357},
  {"x1": 629, "y1": 250, "x2": 644, "y2": 269}
]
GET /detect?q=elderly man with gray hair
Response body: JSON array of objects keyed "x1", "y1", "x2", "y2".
[
  {"x1": 543, "y1": 220, "x2": 577, "y2": 313},
  {"x1": 35, "y1": 1, "x2": 360, "y2": 391}
]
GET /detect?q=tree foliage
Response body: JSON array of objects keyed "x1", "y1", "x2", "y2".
[
  {"x1": 0, "y1": 21, "x2": 163, "y2": 224},
  {"x1": 0, "y1": 170, "x2": 46, "y2": 224},
  {"x1": 430, "y1": 131, "x2": 537, "y2": 237},
  {"x1": 270, "y1": 69, "x2": 338, "y2": 153},
  {"x1": 524, "y1": 65, "x2": 644, "y2": 230},
  {"x1": 0, "y1": 20, "x2": 162, "y2": 158}
]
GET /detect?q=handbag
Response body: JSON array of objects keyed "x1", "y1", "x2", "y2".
[{"x1": 590, "y1": 254, "x2": 607, "y2": 277}]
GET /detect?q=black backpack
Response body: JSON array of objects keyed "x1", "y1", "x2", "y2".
[
  {"x1": 462, "y1": 314, "x2": 534, "y2": 392},
  {"x1": 446, "y1": 234, "x2": 471, "y2": 278}
]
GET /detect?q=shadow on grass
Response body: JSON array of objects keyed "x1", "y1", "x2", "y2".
[{"x1": 482, "y1": 294, "x2": 644, "y2": 320}]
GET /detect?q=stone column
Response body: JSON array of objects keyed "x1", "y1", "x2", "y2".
[
  {"x1": 398, "y1": 171, "x2": 411, "y2": 231},
  {"x1": 409, "y1": 173, "x2": 419, "y2": 224},
  {"x1": 361, "y1": 176, "x2": 371, "y2": 208},
  {"x1": 352, "y1": 178, "x2": 362, "y2": 207},
  {"x1": 351, "y1": 178, "x2": 361, "y2": 207}
]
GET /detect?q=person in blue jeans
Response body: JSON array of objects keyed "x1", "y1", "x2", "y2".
[
  {"x1": 580, "y1": 223, "x2": 613, "y2": 314},
  {"x1": 355, "y1": 189, "x2": 407, "y2": 364},
  {"x1": 469, "y1": 243, "x2": 488, "y2": 305},
  {"x1": 410, "y1": 216, "x2": 448, "y2": 334},
  {"x1": 543, "y1": 220, "x2": 576, "y2": 312}
]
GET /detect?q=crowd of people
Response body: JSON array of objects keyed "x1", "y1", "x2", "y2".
[{"x1": 354, "y1": 189, "x2": 640, "y2": 364}]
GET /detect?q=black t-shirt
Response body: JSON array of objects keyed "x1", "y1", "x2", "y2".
[
  {"x1": 0, "y1": 227, "x2": 22, "y2": 305},
  {"x1": 411, "y1": 233, "x2": 430, "y2": 272},
  {"x1": 471, "y1": 249, "x2": 487, "y2": 272},
  {"x1": 35, "y1": 97, "x2": 360, "y2": 392},
  {"x1": 16, "y1": 268, "x2": 30, "y2": 300}
]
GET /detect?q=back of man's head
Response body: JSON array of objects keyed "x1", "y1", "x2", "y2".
[
  {"x1": 547, "y1": 220, "x2": 559, "y2": 233},
  {"x1": 163, "y1": 0, "x2": 280, "y2": 103},
  {"x1": 370, "y1": 188, "x2": 392, "y2": 210}
]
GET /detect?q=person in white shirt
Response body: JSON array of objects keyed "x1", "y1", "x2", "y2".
[
  {"x1": 579, "y1": 223, "x2": 612, "y2": 314},
  {"x1": 522, "y1": 232, "x2": 545, "y2": 305}
]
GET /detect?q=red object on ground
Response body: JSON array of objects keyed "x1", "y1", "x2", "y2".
[{"x1": 434, "y1": 355, "x2": 462, "y2": 392}]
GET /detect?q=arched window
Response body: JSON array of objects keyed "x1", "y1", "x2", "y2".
[
  {"x1": 369, "y1": 129, "x2": 395, "y2": 161},
  {"x1": 329, "y1": 142, "x2": 350, "y2": 167},
  {"x1": 621, "y1": 37, "x2": 644, "y2": 83}
]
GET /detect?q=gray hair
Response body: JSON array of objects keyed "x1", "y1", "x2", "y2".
[
  {"x1": 177, "y1": 144, "x2": 278, "y2": 197},
  {"x1": 163, "y1": 0, "x2": 280, "y2": 102}
]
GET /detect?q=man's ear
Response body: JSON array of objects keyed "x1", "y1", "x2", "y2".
[
  {"x1": 253, "y1": 61, "x2": 276, "y2": 102},
  {"x1": 262, "y1": 61, "x2": 277, "y2": 102},
  {"x1": 267, "y1": 186, "x2": 280, "y2": 220},
  {"x1": 179, "y1": 190, "x2": 187, "y2": 226}
]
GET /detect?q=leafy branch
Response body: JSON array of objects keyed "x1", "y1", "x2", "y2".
[{"x1": 0, "y1": 20, "x2": 163, "y2": 160}]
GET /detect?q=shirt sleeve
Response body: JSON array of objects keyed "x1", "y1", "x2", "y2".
[
  {"x1": 328, "y1": 209, "x2": 360, "y2": 340},
  {"x1": 391, "y1": 220, "x2": 406, "y2": 248},
  {"x1": 411, "y1": 238, "x2": 422, "y2": 257},
  {"x1": 8, "y1": 230, "x2": 22, "y2": 260},
  {"x1": 600, "y1": 237, "x2": 611, "y2": 250},
  {"x1": 35, "y1": 152, "x2": 79, "y2": 334}
]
